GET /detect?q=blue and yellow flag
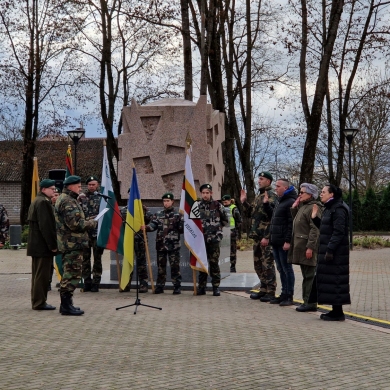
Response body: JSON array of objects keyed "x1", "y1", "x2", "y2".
[{"x1": 120, "y1": 168, "x2": 144, "y2": 290}]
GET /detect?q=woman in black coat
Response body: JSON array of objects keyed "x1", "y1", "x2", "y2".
[{"x1": 311, "y1": 184, "x2": 350, "y2": 321}]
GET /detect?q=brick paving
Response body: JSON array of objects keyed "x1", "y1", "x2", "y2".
[{"x1": 1, "y1": 248, "x2": 390, "y2": 389}]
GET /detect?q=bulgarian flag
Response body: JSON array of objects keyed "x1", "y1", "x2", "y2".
[
  {"x1": 120, "y1": 168, "x2": 144, "y2": 290},
  {"x1": 97, "y1": 145, "x2": 124, "y2": 254},
  {"x1": 179, "y1": 148, "x2": 208, "y2": 273},
  {"x1": 65, "y1": 145, "x2": 73, "y2": 178}
]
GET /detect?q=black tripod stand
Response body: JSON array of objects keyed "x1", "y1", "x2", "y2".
[
  {"x1": 98, "y1": 196, "x2": 162, "y2": 314},
  {"x1": 116, "y1": 257, "x2": 162, "y2": 314}
]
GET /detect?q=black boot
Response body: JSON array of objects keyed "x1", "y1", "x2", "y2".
[
  {"x1": 59, "y1": 294, "x2": 81, "y2": 313},
  {"x1": 90, "y1": 283, "x2": 99, "y2": 293},
  {"x1": 83, "y1": 280, "x2": 92, "y2": 292},
  {"x1": 173, "y1": 285, "x2": 181, "y2": 295},
  {"x1": 60, "y1": 293, "x2": 84, "y2": 316},
  {"x1": 197, "y1": 287, "x2": 206, "y2": 295},
  {"x1": 213, "y1": 287, "x2": 221, "y2": 296}
]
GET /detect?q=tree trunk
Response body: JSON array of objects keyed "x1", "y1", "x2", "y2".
[{"x1": 181, "y1": 0, "x2": 193, "y2": 101}]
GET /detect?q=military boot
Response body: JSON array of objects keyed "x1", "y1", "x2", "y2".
[
  {"x1": 90, "y1": 283, "x2": 99, "y2": 292},
  {"x1": 197, "y1": 287, "x2": 206, "y2": 295},
  {"x1": 60, "y1": 293, "x2": 84, "y2": 316},
  {"x1": 59, "y1": 295, "x2": 80, "y2": 313},
  {"x1": 269, "y1": 293, "x2": 286, "y2": 304},
  {"x1": 154, "y1": 286, "x2": 164, "y2": 294},
  {"x1": 250, "y1": 290, "x2": 266, "y2": 300},
  {"x1": 139, "y1": 281, "x2": 148, "y2": 293},
  {"x1": 213, "y1": 287, "x2": 221, "y2": 297},
  {"x1": 173, "y1": 285, "x2": 181, "y2": 295},
  {"x1": 83, "y1": 279, "x2": 92, "y2": 292},
  {"x1": 260, "y1": 292, "x2": 275, "y2": 302}
]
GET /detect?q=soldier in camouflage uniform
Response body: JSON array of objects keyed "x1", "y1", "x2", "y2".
[
  {"x1": 222, "y1": 195, "x2": 242, "y2": 273},
  {"x1": 0, "y1": 204, "x2": 9, "y2": 248},
  {"x1": 241, "y1": 171, "x2": 277, "y2": 302},
  {"x1": 120, "y1": 204, "x2": 152, "y2": 293},
  {"x1": 79, "y1": 176, "x2": 104, "y2": 292},
  {"x1": 55, "y1": 175, "x2": 97, "y2": 316},
  {"x1": 197, "y1": 184, "x2": 229, "y2": 297},
  {"x1": 145, "y1": 192, "x2": 183, "y2": 295}
]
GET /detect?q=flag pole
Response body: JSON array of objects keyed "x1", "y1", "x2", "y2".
[
  {"x1": 143, "y1": 229, "x2": 155, "y2": 293},
  {"x1": 185, "y1": 133, "x2": 198, "y2": 296}
]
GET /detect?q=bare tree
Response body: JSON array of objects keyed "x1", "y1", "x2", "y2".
[{"x1": 0, "y1": 0, "x2": 83, "y2": 223}]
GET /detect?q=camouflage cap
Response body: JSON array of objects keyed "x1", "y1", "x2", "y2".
[
  {"x1": 86, "y1": 176, "x2": 99, "y2": 184},
  {"x1": 64, "y1": 175, "x2": 81, "y2": 185},
  {"x1": 258, "y1": 171, "x2": 273, "y2": 182},
  {"x1": 200, "y1": 183, "x2": 212, "y2": 192},
  {"x1": 39, "y1": 179, "x2": 56, "y2": 188},
  {"x1": 221, "y1": 194, "x2": 231, "y2": 201},
  {"x1": 162, "y1": 192, "x2": 174, "y2": 200}
]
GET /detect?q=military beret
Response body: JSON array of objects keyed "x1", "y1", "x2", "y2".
[
  {"x1": 86, "y1": 176, "x2": 99, "y2": 184},
  {"x1": 221, "y1": 194, "x2": 231, "y2": 201},
  {"x1": 54, "y1": 187, "x2": 61, "y2": 193},
  {"x1": 258, "y1": 171, "x2": 273, "y2": 182},
  {"x1": 64, "y1": 175, "x2": 81, "y2": 185},
  {"x1": 200, "y1": 183, "x2": 212, "y2": 192},
  {"x1": 39, "y1": 179, "x2": 56, "y2": 188},
  {"x1": 162, "y1": 192, "x2": 174, "y2": 200}
]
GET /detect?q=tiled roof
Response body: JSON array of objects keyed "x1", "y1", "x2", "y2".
[{"x1": 0, "y1": 138, "x2": 107, "y2": 182}]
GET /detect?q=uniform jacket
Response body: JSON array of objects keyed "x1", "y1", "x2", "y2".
[
  {"x1": 146, "y1": 206, "x2": 184, "y2": 251},
  {"x1": 288, "y1": 199, "x2": 322, "y2": 266},
  {"x1": 199, "y1": 198, "x2": 229, "y2": 244},
  {"x1": 55, "y1": 188, "x2": 97, "y2": 252},
  {"x1": 242, "y1": 186, "x2": 275, "y2": 242},
  {"x1": 27, "y1": 192, "x2": 57, "y2": 257},
  {"x1": 313, "y1": 197, "x2": 351, "y2": 305},
  {"x1": 268, "y1": 186, "x2": 298, "y2": 246},
  {"x1": 79, "y1": 190, "x2": 101, "y2": 238}
]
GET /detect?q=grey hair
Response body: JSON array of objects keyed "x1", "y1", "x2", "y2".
[{"x1": 300, "y1": 183, "x2": 319, "y2": 199}]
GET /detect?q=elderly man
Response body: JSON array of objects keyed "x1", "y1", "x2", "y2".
[
  {"x1": 27, "y1": 179, "x2": 58, "y2": 310},
  {"x1": 241, "y1": 171, "x2": 277, "y2": 302},
  {"x1": 266, "y1": 178, "x2": 297, "y2": 306},
  {"x1": 55, "y1": 175, "x2": 97, "y2": 316},
  {"x1": 288, "y1": 183, "x2": 322, "y2": 312}
]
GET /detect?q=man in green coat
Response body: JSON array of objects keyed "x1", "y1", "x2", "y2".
[
  {"x1": 288, "y1": 183, "x2": 322, "y2": 312},
  {"x1": 27, "y1": 179, "x2": 58, "y2": 310}
]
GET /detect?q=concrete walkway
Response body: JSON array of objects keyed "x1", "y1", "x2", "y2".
[{"x1": 1, "y1": 248, "x2": 390, "y2": 389}]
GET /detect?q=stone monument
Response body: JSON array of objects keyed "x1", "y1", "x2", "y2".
[
  {"x1": 118, "y1": 95, "x2": 225, "y2": 203},
  {"x1": 109, "y1": 96, "x2": 229, "y2": 286}
]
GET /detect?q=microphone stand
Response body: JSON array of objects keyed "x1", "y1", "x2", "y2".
[{"x1": 99, "y1": 197, "x2": 162, "y2": 314}]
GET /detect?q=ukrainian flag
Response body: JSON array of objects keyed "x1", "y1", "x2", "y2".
[{"x1": 120, "y1": 168, "x2": 144, "y2": 290}]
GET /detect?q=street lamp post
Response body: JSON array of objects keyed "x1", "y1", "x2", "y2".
[
  {"x1": 67, "y1": 127, "x2": 85, "y2": 175},
  {"x1": 343, "y1": 128, "x2": 359, "y2": 250}
]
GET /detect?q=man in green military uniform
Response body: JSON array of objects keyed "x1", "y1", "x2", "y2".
[
  {"x1": 221, "y1": 195, "x2": 242, "y2": 273},
  {"x1": 197, "y1": 184, "x2": 229, "y2": 296},
  {"x1": 241, "y1": 171, "x2": 277, "y2": 302},
  {"x1": 144, "y1": 192, "x2": 183, "y2": 294},
  {"x1": 55, "y1": 175, "x2": 97, "y2": 316},
  {"x1": 80, "y1": 176, "x2": 104, "y2": 292},
  {"x1": 27, "y1": 179, "x2": 58, "y2": 310}
]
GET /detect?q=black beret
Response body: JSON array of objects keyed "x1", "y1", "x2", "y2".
[
  {"x1": 39, "y1": 179, "x2": 55, "y2": 188},
  {"x1": 221, "y1": 194, "x2": 231, "y2": 201},
  {"x1": 200, "y1": 183, "x2": 212, "y2": 192},
  {"x1": 258, "y1": 171, "x2": 273, "y2": 182},
  {"x1": 54, "y1": 187, "x2": 61, "y2": 193},
  {"x1": 86, "y1": 176, "x2": 99, "y2": 184},
  {"x1": 64, "y1": 175, "x2": 81, "y2": 185},
  {"x1": 162, "y1": 192, "x2": 174, "y2": 200}
]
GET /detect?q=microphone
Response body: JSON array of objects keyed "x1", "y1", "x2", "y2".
[{"x1": 94, "y1": 191, "x2": 112, "y2": 200}]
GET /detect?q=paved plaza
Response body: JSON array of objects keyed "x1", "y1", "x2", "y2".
[{"x1": 0, "y1": 247, "x2": 390, "y2": 389}]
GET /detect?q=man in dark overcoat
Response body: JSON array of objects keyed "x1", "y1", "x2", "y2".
[{"x1": 27, "y1": 179, "x2": 58, "y2": 310}]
